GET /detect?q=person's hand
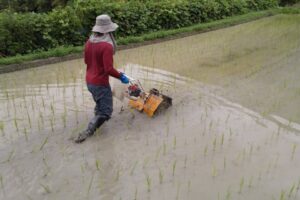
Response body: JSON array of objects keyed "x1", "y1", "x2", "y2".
[{"x1": 120, "y1": 73, "x2": 129, "y2": 84}]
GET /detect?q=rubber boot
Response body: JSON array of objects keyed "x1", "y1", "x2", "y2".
[{"x1": 75, "y1": 115, "x2": 107, "y2": 143}]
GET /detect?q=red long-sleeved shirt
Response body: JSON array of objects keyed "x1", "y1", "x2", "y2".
[{"x1": 84, "y1": 41, "x2": 121, "y2": 86}]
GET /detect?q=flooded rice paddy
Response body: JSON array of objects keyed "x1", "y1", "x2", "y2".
[{"x1": 0, "y1": 14, "x2": 300, "y2": 200}]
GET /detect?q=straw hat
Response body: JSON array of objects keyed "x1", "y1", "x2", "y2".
[{"x1": 92, "y1": 14, "x2": 118, "y2": 33}]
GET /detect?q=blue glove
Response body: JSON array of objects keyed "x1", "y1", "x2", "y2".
[{"x1": 120, "y1": 73, "x2": 129, "y2": 84}]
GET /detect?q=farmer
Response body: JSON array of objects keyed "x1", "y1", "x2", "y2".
[{"x1": 75, "y1": 14, "x2": 129, "y2": 143}]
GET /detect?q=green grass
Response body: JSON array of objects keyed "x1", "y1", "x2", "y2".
[
  {"x1": 0, "y1": 46, "x2": 83, "y2": 66},
  {"x1": 0, "y1": 7, "x2": 299, "y2": 68}
]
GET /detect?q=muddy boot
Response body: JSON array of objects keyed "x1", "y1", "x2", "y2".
[{"x1": 75, "y1": 115, "x2": 107, "y2": 143}]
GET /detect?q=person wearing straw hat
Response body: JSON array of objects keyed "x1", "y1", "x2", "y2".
[{"x1": 75, "y1": 14, "x2": 129, "y2": 143}]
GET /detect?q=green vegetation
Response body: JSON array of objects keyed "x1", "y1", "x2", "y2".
[
  {"x1": 280, "y1": 0, "x2": 300, "y2": 5},
  {"x1": 0, "y1": 0, "x2": 70, "y2": 12},
  {"x1": 0, "y1": 8, "x2": 288, "y2": 67},
  {"x1": 0, "y1": 0, "x2": 279, "y2": 58},
  {"x1": 0, "y1": 2, "x2": 299, "y2": 69}
]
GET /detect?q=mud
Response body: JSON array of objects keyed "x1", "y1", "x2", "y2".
[{"x1": 0, "y1": 14, "x2": 300, "y2": 200}]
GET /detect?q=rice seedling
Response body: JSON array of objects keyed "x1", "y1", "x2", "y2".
[
  {"x1": 203, "y1": 145, "x2": 208, "y2": 157},
  {"x1": 155, "y1": 147, "x2": 161, "y2": 161},
  {"x1": 223, "y1": 157, "x2": 227, "y2": 171},
  {"x1": 173, "y1": 136, "x2": 177, "y2": 149},
  {"x1": 238, "y1": 177, "x2": 244, "y2": 194},
  {"x1": 0, "y1": 174, "x2": 4, "y2": 191},
  {"x1": 115, "y1": 169, "x2": 121, "y2": 182},
  {"x1": 291, "y1": 143, "x2": 297, "y2": 161},
  {"x1": 40, "y1": 183, "x2": 51, "y2": 194},
  {"x1": 61, "y1": 113, "x2": 67, "y2": 128},
  {"x1": 23, "y1": 128, "x2": 28, "y2": 142},
  {"x1": 163, "y1": 142, "x2": 167, "y2": 156},
  {"x1": 143, "y1": 157, "x2": 149, "y2": 169},
  {"x1": 248, "y1": 176, "x2": 253, "y2": 188},
  {"x1": 176, "y1": 182, "x2": 181, "y2": 200},
  {"x1": 212, "y1": 137, "x2": 217, "y2": 152},
  {"x1": 226, "y1": 187, "x2": 232, "y2": 200},
  {"x1": 14, "y1": 118, "x2": 19, "y2": 132},
  {"x1": 26, "y1": 111, "x2": 32, "y2": 129},
  {"x1": 288, "y1": 183, "x2": 295, "y2": 198},
  {"x1": 209, "y1": 120, "x2": 213, "y2": 131},
  {"x1": 87, "y1": 175, "x2": 94, "y2": 197},
  {"x1": 49, "y1": 117, "x2": 54, "y2": 133},
  {"x1": 184, "y1": 155, "x2": 188, "y2": 169},
  {"x1": 187, "y1": 180, "x2": 191, "y2": 193},
  {"x1": 130, "y1": 161, "x2": 138, "y2": 176},
  {"x1": 95, "y1": 160, "x2": 101, "y2": 171},
  {"x1": 134, "y1": 187, "x2": 138, "y2": 200},
  {"x1": 280, "y1": 190, "x2": 285, "y2": 200},
  {"x1": 0, "y1": 121, "x2": 4, "y2": 135},
  {"x1": 172, "y1": 160, "x2": 177, "y2": 177},
  {"x1": 39, "y1": 137, "x2": 49, "y2": 151},
  {"x1": 2, "y1": 149, "x2": 15, "y2": 163},
  {"x1": 159, "y1": 168, "x2": 164, "y2": 184},
  {"x1": 221, "y1": 133, "x2": 224, "y2": 147},
  {"x1": 211, "y1": 165, "x2": 217, "y2": 178},
  {"x1": 146, "y1": 175, "x2": 151, "y2": 192}
]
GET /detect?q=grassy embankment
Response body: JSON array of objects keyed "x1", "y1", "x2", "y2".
[{"x1": 0, "y1": 7, "x2": 299, "y2": 68}]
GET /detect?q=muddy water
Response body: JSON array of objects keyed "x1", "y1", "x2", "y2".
[
  {"x1": 116, "y1": 14, "x2": 300, "y2": 124},
  {"x1": 0, "y1": 14, "x2": 300, "y2": 200}
]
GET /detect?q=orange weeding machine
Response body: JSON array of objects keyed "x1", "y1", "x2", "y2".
[{"x1": 125, "y1": 77, "x2": 172, "y2": 117}]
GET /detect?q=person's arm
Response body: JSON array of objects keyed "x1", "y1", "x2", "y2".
[{"x1": 103, "y1": 45, "x2": 121, "y2": 79}]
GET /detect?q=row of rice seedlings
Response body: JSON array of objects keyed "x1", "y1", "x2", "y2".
[
  {"x1": 291, "y1": 143, "x2": 297, "y2": 161},
  {"x1": 0, "y1": 121, "x2": 4, "y2": 135}
]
